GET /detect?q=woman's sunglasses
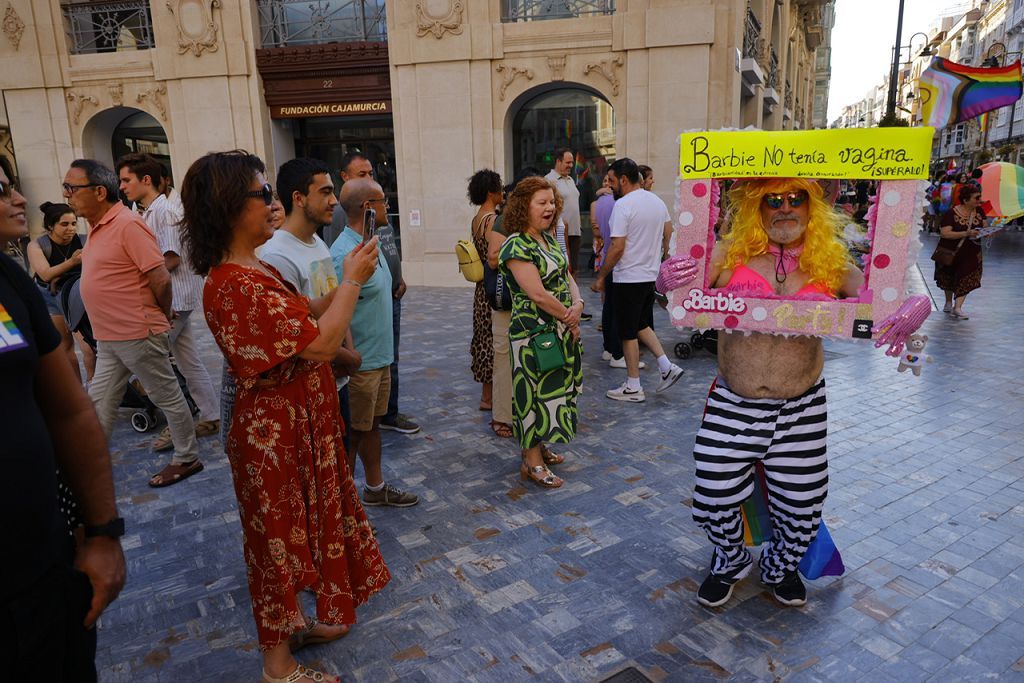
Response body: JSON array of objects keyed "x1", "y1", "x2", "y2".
[
  {"x1": 763, "y1": 191, "x2": 809, "y2": 210},
  {"x1": 246, "y1": 183, "x2": 274, "y2": 206}
]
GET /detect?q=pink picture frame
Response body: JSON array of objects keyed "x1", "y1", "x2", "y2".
[{"x1": 667, "y1": 177, "x2": 927, "y2": 339}]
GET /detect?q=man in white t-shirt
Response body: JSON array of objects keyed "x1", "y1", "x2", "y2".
[
  {"x1": 592, "y1": 158, "x2": 683, "y2": 402},
  {"x1": 259, "y1": 158, "x2": 362, "y2": 451}
]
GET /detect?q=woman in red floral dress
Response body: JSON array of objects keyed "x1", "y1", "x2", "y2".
[{"x1": 180, "y1": 151, "x2": 389, "y2": 683}]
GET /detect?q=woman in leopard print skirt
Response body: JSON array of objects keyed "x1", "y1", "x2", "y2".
[{"x1": 468, "y1": 170, "x2": 503, "y2": 412}]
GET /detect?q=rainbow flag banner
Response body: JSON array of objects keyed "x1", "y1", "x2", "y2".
[
  {"x1": 740, "y1": 462, "x2": 773, "y2": 546},
  {"x1": 978, "y1": 161, "x2": 1024, "y2": 218},
  {"x1": 920, "y1": 57, "x2": 1023, "y2": 129}
]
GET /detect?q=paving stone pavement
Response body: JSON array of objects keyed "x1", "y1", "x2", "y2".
[{"x1": 93, "y1": 232, "x2": 1024, "y2": 682}]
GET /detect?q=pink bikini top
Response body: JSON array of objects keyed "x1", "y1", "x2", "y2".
[{"x1": 724, "y1": 264, "x2": 835, "y2": 299}]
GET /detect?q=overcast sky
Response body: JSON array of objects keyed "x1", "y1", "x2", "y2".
[{"x1": 826, "y1": 0, "x2": 971, "y2": 122}]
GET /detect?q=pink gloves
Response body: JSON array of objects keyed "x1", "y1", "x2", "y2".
[
  {"x1": 656, "y1": 255, "x2": 699, "y2": 294},
  {"x1": 872, "y1": 295, "x2": 931, "y2": 356}
]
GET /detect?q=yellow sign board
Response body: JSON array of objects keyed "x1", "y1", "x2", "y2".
[{"x1": 678, "y1": 127, "x2": 935, "y2": 180}]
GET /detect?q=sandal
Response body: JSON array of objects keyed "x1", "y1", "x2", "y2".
[
  {"x1": 262, "y1": 664, "x2": 339, "y2": 683},
  {"x1": 490, "y1": 420, "x2": 514, "y2": 438},
  {"x1": 289, "y1": 617, "x2": 350, "y2": 652},
  {"x1": 520, "y1": 463, "x2": 563, "y2": 488},
  {"x1": 540, "y1": 445, "x2": 565, "y2": 465},
  {"x1": 148, "y1": 460, "x2": 204, "y2": 488},
  {"x1": 479, "y1": 402, "x2": 492, "y2": 411}
]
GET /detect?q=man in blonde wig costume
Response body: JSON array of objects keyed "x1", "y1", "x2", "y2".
[{"x1": 659, "y1": 178, "x2": 864, "y2": 608}]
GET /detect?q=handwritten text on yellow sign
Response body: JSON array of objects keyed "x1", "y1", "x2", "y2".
[{"x1": 679, "y1": 127, "x2": 935, "y2": 180}]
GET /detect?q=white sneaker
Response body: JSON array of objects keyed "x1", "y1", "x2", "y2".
[
  {"x1": 609, "y1": 357, "x2": 646, "y2": 369},
  {"x1": 606, "y1": 383, "x2": 645, "y2": 402},
  {"x1": 601, "y1": 350, "x2": 613, "y2": 361},
  {"x1": 656, "y1": 364, "x2": 684, "y2": 393}
]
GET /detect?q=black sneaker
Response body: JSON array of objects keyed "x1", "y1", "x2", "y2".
[
  {"x1": 580, "y1": 312, "x2": 593, "y2": 321},
  {"x1": 697, "y1": 573, "x2": 737, "y2": 608},
  {"x1": 770, "y1": 571, "x2": 807, "y2": 606}
]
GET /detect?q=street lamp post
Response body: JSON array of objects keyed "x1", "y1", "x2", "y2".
[
  {"x1": 885, "y1": 0, "x2": 906, "y2": 122},
  {"x1": 886, "y1": 23, "x2": 932, "y2": 123}
]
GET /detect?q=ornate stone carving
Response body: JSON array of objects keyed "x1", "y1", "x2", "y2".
[
  {"x1": 67, "y1": 92, "x2": 99, "y2": 124},
  {"x1": 3, "y1": 3, "x2": 25, "y2": 50},
  {"x1": 547, "y1": 55, "x2": 567, "y2": 81},
  {"x1": 496, "y1": 64, "x2": 533, "y2": 101},
  {"x1": 137, "y1": 84, "x2": 169, "y2": 121},
  {"x1": 415, "y1": 0, "x2": 464, "y2": 39},
  {"x1": 583, "y1": 56, "x2": 623, "y2": 96},
  {"x1": 167, "y1": 0, "x2": 221, "y2": 57},
  {"x1": 108, "y1": 83, "x2": 124, "y2": 106}
]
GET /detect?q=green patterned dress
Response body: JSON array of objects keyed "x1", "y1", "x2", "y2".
[{"x1": 498, "y1": 231, "x2": 583, "y2": 449}]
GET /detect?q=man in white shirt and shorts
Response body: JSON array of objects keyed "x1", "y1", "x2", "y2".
[{"x1": 592, "y1": 158, "x2": 683, "y2": 402}]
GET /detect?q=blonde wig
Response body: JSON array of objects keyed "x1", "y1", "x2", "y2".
[{"x1": 721, "y1": 178, "x2": 852, "y2": 292}]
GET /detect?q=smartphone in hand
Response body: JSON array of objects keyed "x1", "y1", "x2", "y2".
[{"x1": 362, "y1": 207, "x2": 377, "y2": 243}]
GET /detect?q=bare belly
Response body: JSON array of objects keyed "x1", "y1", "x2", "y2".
[{"x1": 717, "y1": 331, "x2": 824, "y2": 399}]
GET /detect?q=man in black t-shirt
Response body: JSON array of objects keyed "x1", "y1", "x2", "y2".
[{"x1": 0, "y1": 169, "x2": 125, "y2": 678}]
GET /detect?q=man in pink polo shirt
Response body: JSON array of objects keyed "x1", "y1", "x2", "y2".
[{"x1": 65, "y1": 159, "x2": 202, "y2": 488}]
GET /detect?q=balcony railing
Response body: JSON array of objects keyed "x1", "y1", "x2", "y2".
[
  {"x1": 502, "y1": 0, "x2": 614, "y2": 23},
  {"x1": 742, "y1": 5, "x2": 762, "y2": 60},
  {"x1": 256, "y1": 0, "x2": 386, "y2": 48},
  {"x1": 766, "y1": 47, "x2": 779, "y2": 90},
  {"x1": 61, "y1": 0, "x2": 154, "y2": 54}
]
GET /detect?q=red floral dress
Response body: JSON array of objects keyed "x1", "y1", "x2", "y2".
[{"x1": 204, "y1": 263, "x2": 390, "y2": 651}]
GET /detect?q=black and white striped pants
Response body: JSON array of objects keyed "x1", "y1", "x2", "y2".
[{"x1": 691, "y1": 377, "x2": 829, "y2": 585}]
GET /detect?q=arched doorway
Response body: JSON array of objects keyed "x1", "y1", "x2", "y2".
[
  {"x1": 82, "y1": 107, "x2": 170, "y2": 180},
  {"x1": 509, "y1": 86, "x2": 616, "y2": 207}
]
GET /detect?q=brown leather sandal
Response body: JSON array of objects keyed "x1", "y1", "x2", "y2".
[
  {"x1": 490, "y1": 420, "x2": 513, "y2": 438},
  {"x1": 540, "y1": 445, "x2": 565, "y2": 465},
  {"x1": 520, "y1": 463, "x2": 563, "y2": 488}
]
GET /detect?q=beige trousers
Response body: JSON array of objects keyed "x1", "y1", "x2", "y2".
[
  {"x1": 491, "y1": 309, "x2": 513, "y2": 424},
  {"x1": 90, "y1": 333, "x2": 198, "y2": 465}
]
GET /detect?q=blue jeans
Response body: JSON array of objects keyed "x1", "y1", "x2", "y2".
[{"x1": 385, "y1": 297, "x2": 401, "y2": 421}]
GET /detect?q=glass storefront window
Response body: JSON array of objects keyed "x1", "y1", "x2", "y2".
[
  {"x1": 112, "y1": 111, "x2": 171, "y2": 181},
  {"x1": 512, "y1": 88, "x2": 616, "y2": 209},
  {"x1": 291, "y1": 114, "x2": 399, "y2": 229}
]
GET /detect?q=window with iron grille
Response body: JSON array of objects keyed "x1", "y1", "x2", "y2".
[
  {"x1": 61, "y1": 0, "x2": 154, "y2": 54},
  {"x1": 256, "y1": 0, "x2": 387, "y2": 48},
  {"x1": 502, "y1": 0, "x2": 614, "y2": 23}
]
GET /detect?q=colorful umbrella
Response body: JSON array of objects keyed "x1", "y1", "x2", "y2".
[{"x1": 978, "y1": 161, "x2": 1024, "y2": 218}]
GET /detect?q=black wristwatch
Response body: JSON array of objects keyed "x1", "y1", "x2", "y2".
[{"x1": 84, "y1": 517, "x2": 125, "y2": 539}]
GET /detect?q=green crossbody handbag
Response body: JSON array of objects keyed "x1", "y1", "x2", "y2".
[{"x1": 528, "y1": 323, "x2": 566, "y2": 373}]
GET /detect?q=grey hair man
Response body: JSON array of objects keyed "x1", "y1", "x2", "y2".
[{"x1": 66, "y1": 158, "x2": 201, "y2": 488}]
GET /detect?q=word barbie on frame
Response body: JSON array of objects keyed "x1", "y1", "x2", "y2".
[{"x1": 669, "y1": 127, "x2": 935, "y2": 339}]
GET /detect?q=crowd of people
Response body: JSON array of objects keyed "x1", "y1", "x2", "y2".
[{"x1": 0, "y1": 136, "x2": 986, "y2": 679}]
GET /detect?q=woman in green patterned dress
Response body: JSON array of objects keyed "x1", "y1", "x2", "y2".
[{"x1": 498, "y1": 177, "x2": 584, "y2": 488}]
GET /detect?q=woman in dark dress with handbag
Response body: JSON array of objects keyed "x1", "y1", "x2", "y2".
[{"x1": 934, "y1": 186, "x2": 984, "y2": 320}]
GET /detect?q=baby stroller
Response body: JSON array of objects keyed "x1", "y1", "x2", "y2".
[
  {"x1": 60, "y1": 274, "x2": 197, "y2": 433},
  {"x1": 673, "y1": 330, "x2": 719, "y2": 360}
]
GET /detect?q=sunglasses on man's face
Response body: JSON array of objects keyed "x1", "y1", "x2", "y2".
[
  {"x1": 1, "y1": 179, "x2": 19, "y2": 199},
  {"x1": 763, "y1": 191, "x2": 809, "y2": 210},
  {"x1": 246, "y1": 183, "x2": 274, "y2": 206}
]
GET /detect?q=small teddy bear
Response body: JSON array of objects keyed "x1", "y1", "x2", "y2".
[{"x1": 897, "y1": 334, "x2": 933, "y2": 376}]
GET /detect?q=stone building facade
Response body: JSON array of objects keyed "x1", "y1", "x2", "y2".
[{"x1": 1, "y1": 0, "x2": 829, "y2": 285}]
